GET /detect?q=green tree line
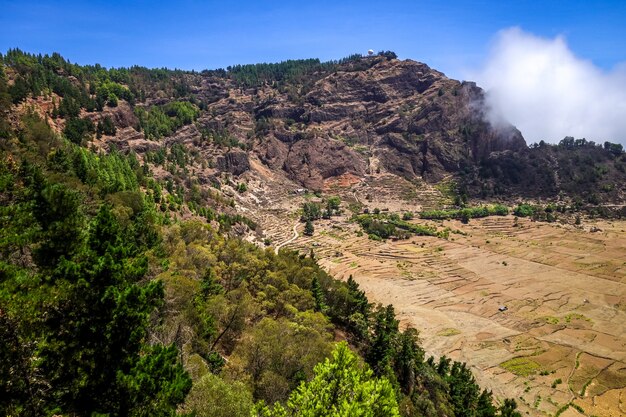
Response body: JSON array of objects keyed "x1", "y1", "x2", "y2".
[{"x1": 1, "y1": 49, "x2": 521, "y2": 417}]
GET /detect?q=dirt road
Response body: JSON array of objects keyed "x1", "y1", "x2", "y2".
[{"x1": 274, "y1": 222, "x2": 299, "y2": 254}]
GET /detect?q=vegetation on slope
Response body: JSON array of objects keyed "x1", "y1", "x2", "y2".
[
  {"x1": 470, "y1": 137, "x2": 626, "y2": 206},
  {"x1": 0, "y1": 54, "x2": 521, "y2": 416},
  {"x1": 135, "y1": 101, "x2": 199, "y2": 140},
  {"x1": 0, "y1": 170, "x2": 188, "y2": 416},
  {"x1": 352, "y1": 212, "x2": 448, "y2": 240},
  {"x1": 420, "y1": 205, "x2": 509, "y2": 222}
]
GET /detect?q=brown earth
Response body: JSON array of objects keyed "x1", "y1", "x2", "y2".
[{"x1": 259, "y1": 201, "x2": 626, "y2": 416}]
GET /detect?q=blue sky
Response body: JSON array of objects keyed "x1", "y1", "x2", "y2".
[{"x1": 1, "y1": 0, "x2": 625, "y2": 79}]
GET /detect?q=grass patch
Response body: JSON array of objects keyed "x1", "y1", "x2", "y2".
[
  {"x1": 571, "y1": 403, "x2": 585, "y2": 414},
  {"x1": 501, "y1": 357, "x2": 542, "y2": 376},
  {"x1": 554, "y1": 404, "x2": 570, "y2": 417},
  {"x1": 434, "y1": 180, "x2": 458, "y2": 204},
  {"x1": 320, "y1": 230, "x2": 345, "y2": 241},
  {"x1": 437, "y1": 328, "x2": 461, "y2": 337},
  {"x1": 555, "y1": 402, "x2": 584, "y2": 417},
  {"x1": 401, "y1": 187, "x2": 418, "y2": 201},
  {"x1": 564, "y1": 313, "x2": 592, "y2": 323},
  {"x1": 596, "y1": 366, "x2": 626, "y2": 389},
  {"x1": 542, "y1": 316, "x2": 560, "y2": 325},
  {"x1": 551, "y1": 378, "x2": 562, "y2": 388},
  {"x1": 347, "y1": 201, "x2": 363, "y2": 214},
  {"x1": 353, "y1": 145, "x2": 370, "y2": 155},
  {"x1": 575, "y1": 351, "x2": 582, "y2": 369}
]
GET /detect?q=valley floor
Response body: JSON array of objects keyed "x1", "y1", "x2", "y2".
[{"x1": 270, "y1": 213, "x2": 626, "y2": 417}]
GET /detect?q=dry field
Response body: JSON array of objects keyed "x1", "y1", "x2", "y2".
[{"x1": 272, "y1": 213, "x2": 626, "y2": 417}]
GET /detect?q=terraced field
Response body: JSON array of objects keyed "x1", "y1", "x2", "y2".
[{"x1": 277, "y1": 215, "x2": 626, "y2": 417}]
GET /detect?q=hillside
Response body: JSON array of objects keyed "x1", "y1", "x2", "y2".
[{"x1": 1, "y1": 48, "x2": 624, "y2": 417}]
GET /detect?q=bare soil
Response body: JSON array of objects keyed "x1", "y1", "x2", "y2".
[
  {"x1": 243, "y1": 167, "x2": 625, "y2": 417},
  {"x1": 272, "y1": 213, "x2": 626, "y2": 417}
]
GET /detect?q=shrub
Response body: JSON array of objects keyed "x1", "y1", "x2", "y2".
[
  {"x1": 98, "y1": 116, "x2": 116, "y2": 136},
  {"x1": 301, "y1": 202, "x2": 322, "y2": 222},
  {"x1": 513, "y1": 204, "x2": 536, "y2": 217},
  {"x1": 420, "y1": 205, "x2": 508, "y2": 221},
  {"x1": 304, "y1": 220, "x2": 314, "y2": 236},
  {"x1": 64, "y1": 117, "x2": 95, "y2": 144}
]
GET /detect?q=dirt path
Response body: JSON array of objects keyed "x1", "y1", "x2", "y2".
[{"x1": 274, "y1": 222, "x2": 299, "y2": 254}]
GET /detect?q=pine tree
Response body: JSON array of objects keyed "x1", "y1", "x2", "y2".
[
  {"x1": 254, "y1": 342, "x2": 400, "y2": 417},
  {"x1": 366, "y1": 305, "x2": 399, "y2": 376},
  {"x1": 311, "y1": 276, "x2": 327, "y2": 312},
  {"x1": 499, "y1": 399, "x2": 522, "y2": 417},
  {"x1": 394, "y1": 328, "x2": 423, "y2": 395},
  {"x1": 304, "y1": 219, "x2": 314, "y2": 236},
  {"x1": 476, "y1": 390, "x2": 497, "y2": 417},
  {"x1": 34, "y1": 204, "x2": 190, "y2": 416}
]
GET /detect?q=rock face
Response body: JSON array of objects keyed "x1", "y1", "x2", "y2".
[
  {"x1": 24, "y1": 55, "x2": 526, "y2": 191},
  {"x1": 216, "y1": 151, "x2": 250, "y2": 175},
  {"x1": 257, "y1": 135, "x2": 367, "y2": 189},
  {"x1": 198, "y1": 56, "x2": 526, "y2": 188}
]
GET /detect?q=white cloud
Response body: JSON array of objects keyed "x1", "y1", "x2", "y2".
[{"x1": 471, "y1": 27, "x2": 626, "y2": 145}]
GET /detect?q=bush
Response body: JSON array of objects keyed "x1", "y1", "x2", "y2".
[
  {"x1": 301, "y1": 202, "x2": 322, "y2": 222},
  {"x1": 420, "y1": 205, "x2": 509, "y2": 221},
  {"x1": 353, "y1": 214, "x2": 438, "y2": 240},
  {"x1": 513, "y1": 204, "x2": 536, "y2": 217},
  {"x1": 135, "y1": 101, "x2": 199, "y2": 140},
  {"x1": 107, "y1": 92, "x2": 118, "y2": 107},
  {"x1": 64, "y1": 117, "x2": 95, "y2": 144},
  {"x1": 98, "y1": 116, "x2": 117, "y2": 136},
  {"x1": 304, "y1": 219, "x2": 314, "y2": 236},
  {"x1": 254, "y1": 342, "x2": 400, "y2": 417},
  {"x1": 183, "y1": 373, "x2": 253, "y2": 417}
]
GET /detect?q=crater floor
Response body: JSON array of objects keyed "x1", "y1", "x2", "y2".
[{"x1": 276, "y1": 214, "x2": 626, "y2": 417}]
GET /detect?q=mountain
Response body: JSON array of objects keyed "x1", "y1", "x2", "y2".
[
  {"x1": 5, "y1": 48, "x2": 623, "y2": 209},
  {"x1": 209, "y1": 55, "x2": 526, "y2": 189},
  {"x1": 0, "y1": 48, "x2": 624, "y2": 417}
]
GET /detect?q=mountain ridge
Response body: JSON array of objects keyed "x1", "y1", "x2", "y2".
[
  {"x1": 2, "y1": 48, "x2": 625, "y2": 417},
  {"x1": 5, "y1": 48, "x2": 624, "y2": 210}
]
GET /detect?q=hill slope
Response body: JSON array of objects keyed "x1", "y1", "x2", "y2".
[{"x1": 1, "y1": 48, "x2": 625, "y2": 416}]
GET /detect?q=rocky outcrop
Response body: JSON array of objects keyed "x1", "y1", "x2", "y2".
[
  {"x1": 62, "y1": 55, "x2": 527, "y2": 189},
  {"x1": 12, "y1": 52, "x2": 625, "y2": 205},
  {"x1": 257, "y1": 135, "x2": 367, "y2": 190},
  {"x1": 216, "y1": 150, "x2": 250, "y2": 176},
  {"x1": 91, "y1": 56, "x2": 523, "y2": 188},
  {"x1": 202, "y1": 57, "x2": 526, "y2": 185}
]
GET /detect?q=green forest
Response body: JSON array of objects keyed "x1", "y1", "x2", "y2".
[{"x1": 0, "y1": 49, "x2": 523, "y2": 417}]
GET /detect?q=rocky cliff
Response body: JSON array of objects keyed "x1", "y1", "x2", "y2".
[
  {"x1": 6, "y1": 50, "x2": 623, "y2": 205},
  {"x1": 194, "y1": 56, "x2": 526, "y2": 189}
]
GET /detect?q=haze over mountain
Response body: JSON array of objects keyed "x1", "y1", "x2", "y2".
[{"x1": 472, "y1": 27, "x2": 626, "y2": 145}]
